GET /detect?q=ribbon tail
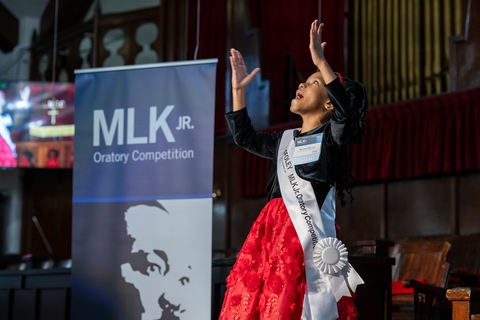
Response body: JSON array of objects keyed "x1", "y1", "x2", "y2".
[
  {"x1": 343, "y1": 262, "x2": 364, "y2": 293},
  {"x1": 326, "y1": 262, "x2": 365, "y2": 302},
  {"x1": 302, "y1": 261, "x2": 339, "y2": 320},
  {"x1": 326, "y1": 273, "x2": 352, "y2": 302}
]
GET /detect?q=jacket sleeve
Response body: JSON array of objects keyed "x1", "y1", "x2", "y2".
[
  {"x1": 324, "y1": 77, "x2": 355, "y2": 149},
  {"x1": 225, "y1": 108, "x2": 281, "y2": 160}
]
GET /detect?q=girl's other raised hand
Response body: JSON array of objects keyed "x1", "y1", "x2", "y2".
[
  {"x1": 309, "y1": 20, "x2": 336, "y2": 84},
  {"x1": 230, "y1": 48, "x2": 260, "y2": 90},
  {"x1": 309, "y1": 20, "x2": 327, "y2": 67}
]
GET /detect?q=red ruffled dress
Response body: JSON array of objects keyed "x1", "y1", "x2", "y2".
[{"x1": 219, "y1": 198, "x2": 357, "y2": 320}]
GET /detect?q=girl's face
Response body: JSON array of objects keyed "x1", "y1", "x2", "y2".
[{"x1": 290, "y1": 72, "x2": 330, "y2": 116}]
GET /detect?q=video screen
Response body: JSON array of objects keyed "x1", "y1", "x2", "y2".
[{"x1": 0, "y1": 80, "x2": 74, "y2": 168}]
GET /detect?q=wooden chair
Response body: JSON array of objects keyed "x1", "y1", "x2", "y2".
[
  {"x1": 446, "y1": 287, "x2": 480, "y2": 320},
  {"x1": 391, "y1": 241, "x2": 451, "y2": 320}
]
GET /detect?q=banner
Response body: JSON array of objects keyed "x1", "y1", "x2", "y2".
[{"x1": 72, "y1": 60, "x2": 217, "y2": 320}]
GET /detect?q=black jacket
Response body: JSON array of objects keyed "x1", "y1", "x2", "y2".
[{"x1": 226, "y1": 77, "x2": 354, "y2": 201}]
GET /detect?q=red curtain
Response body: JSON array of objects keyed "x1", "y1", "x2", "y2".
[
  {"x1": 238, "y1": 86, "x2": 480, "y2": 197},
  {"x1": 250, "y1": 0, "x2": 345, "y2": 125},
  {"x1": 352, "y1": 86, "x2": 480, "y2": 183},
  {"x1": 188, "y1": 0, "x2": 228, "y2": 135}
]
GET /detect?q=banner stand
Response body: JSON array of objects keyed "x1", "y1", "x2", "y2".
[{"x1": 72, "y1": 59, "x2": 217, "y2": 320}]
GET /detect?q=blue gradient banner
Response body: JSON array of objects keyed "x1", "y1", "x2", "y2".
[{"x1": 72, "y1": 60, "x2": 217, "y2": 320}]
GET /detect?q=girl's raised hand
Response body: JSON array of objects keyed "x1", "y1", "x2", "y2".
[
  {"x1": 230, "y1": 49, "x2": 260, "y2": 90},
  {"x1": 309, "y1": 20, "x2": 327, "y2": 67}
]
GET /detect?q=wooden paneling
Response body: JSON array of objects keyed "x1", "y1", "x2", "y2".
[
  {"x1": 0, "y1": 289, "x2": 12, "y2": 320},
  {"x1": 388, "y1": 176, "x2": 452, "y2": 239},
  {"x1": 12, "y1": 289, "x2": 36, "y2": 320},
  {"x1": 38, "y1": 289, "x2": 69, "y2": 320},
  {"x1": 336, "y1": 172, "x2": 480, "y2": 246},
  {"x1": 212, "y1": 138, "x2": 229, "y2": 255},
  {"x1": 0, "y1": 269, "x2": 71, "y2": 320},
  {"x1": 21, "y1": 170, "x2": 72, "y2": 260},
  {"x1": 231, "y1": 196, "x2": 266, "y2": 251},
  {"x1": 336, "y1": 183, "x2": 385, "y2": 244},
  {"x1": 458, "y1": 173, "x2": 480, "y2": 235}
]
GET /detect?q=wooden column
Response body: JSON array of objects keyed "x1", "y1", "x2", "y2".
[
  {"x1": 158, "y1": 0, "x2": 188, "y2": 62},
  {"x1": 446, "y1": 287, "x2": 480, "y2": 320}
]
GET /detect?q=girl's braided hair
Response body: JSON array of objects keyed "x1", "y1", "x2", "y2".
[{"x1": 335, "y1": 77, "x2": 369, "y2": 207}]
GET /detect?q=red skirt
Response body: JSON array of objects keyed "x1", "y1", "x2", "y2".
[{"x1": 219, "y1": 198, "x2": 357, "y2": 320}]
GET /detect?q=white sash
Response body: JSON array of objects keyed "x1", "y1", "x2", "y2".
[{"x1": 277, "y1": 129, "x2": 363, "y2": 320}]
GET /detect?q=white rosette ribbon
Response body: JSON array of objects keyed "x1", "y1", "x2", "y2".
[{"x1": 313, "y1": 237, "x2": 348, "y2": 275}]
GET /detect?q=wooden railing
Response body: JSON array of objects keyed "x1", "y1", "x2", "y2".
[{"x1": 29, "y1": 0, "x2": 188, "y2": 83}]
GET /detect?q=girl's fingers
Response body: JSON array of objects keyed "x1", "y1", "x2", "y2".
[
  {"x1": 233, "y1": 50, "x2": 241, "y2": 64},
  {"x1": 310, "y1": 20, "x2": 325, "y2": 42},
  {"x1": 236, "y1": 50, "x2": 244, "y2": 64},
  {"x1": 251, "y1": 67, "x2": 260, "y2": 77},
  {"x1": 230, "y1": 49, "x2": 236, "y2": 66},
  {"x1": 244, "y1": 68, "x2": 260, "y2": 84},
  {"x1": 310, "y1": 22, "x2": 316, "y2": 43}
]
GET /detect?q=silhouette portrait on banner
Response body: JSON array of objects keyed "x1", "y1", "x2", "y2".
[
  {"x1": 72, "y1": 200, "x2": 204, "y2": 320},
  {"x1": 121, "y1": 202, "x2": 194, "y2": 320}
]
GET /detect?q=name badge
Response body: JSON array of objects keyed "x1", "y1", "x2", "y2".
[{"x1": 292, "y1": 133, "x2": 323, "y2": 165}]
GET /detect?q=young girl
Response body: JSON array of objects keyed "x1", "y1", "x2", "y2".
[{"x1": 220, "y1": 20, "x2": 368, "y2": 320}]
